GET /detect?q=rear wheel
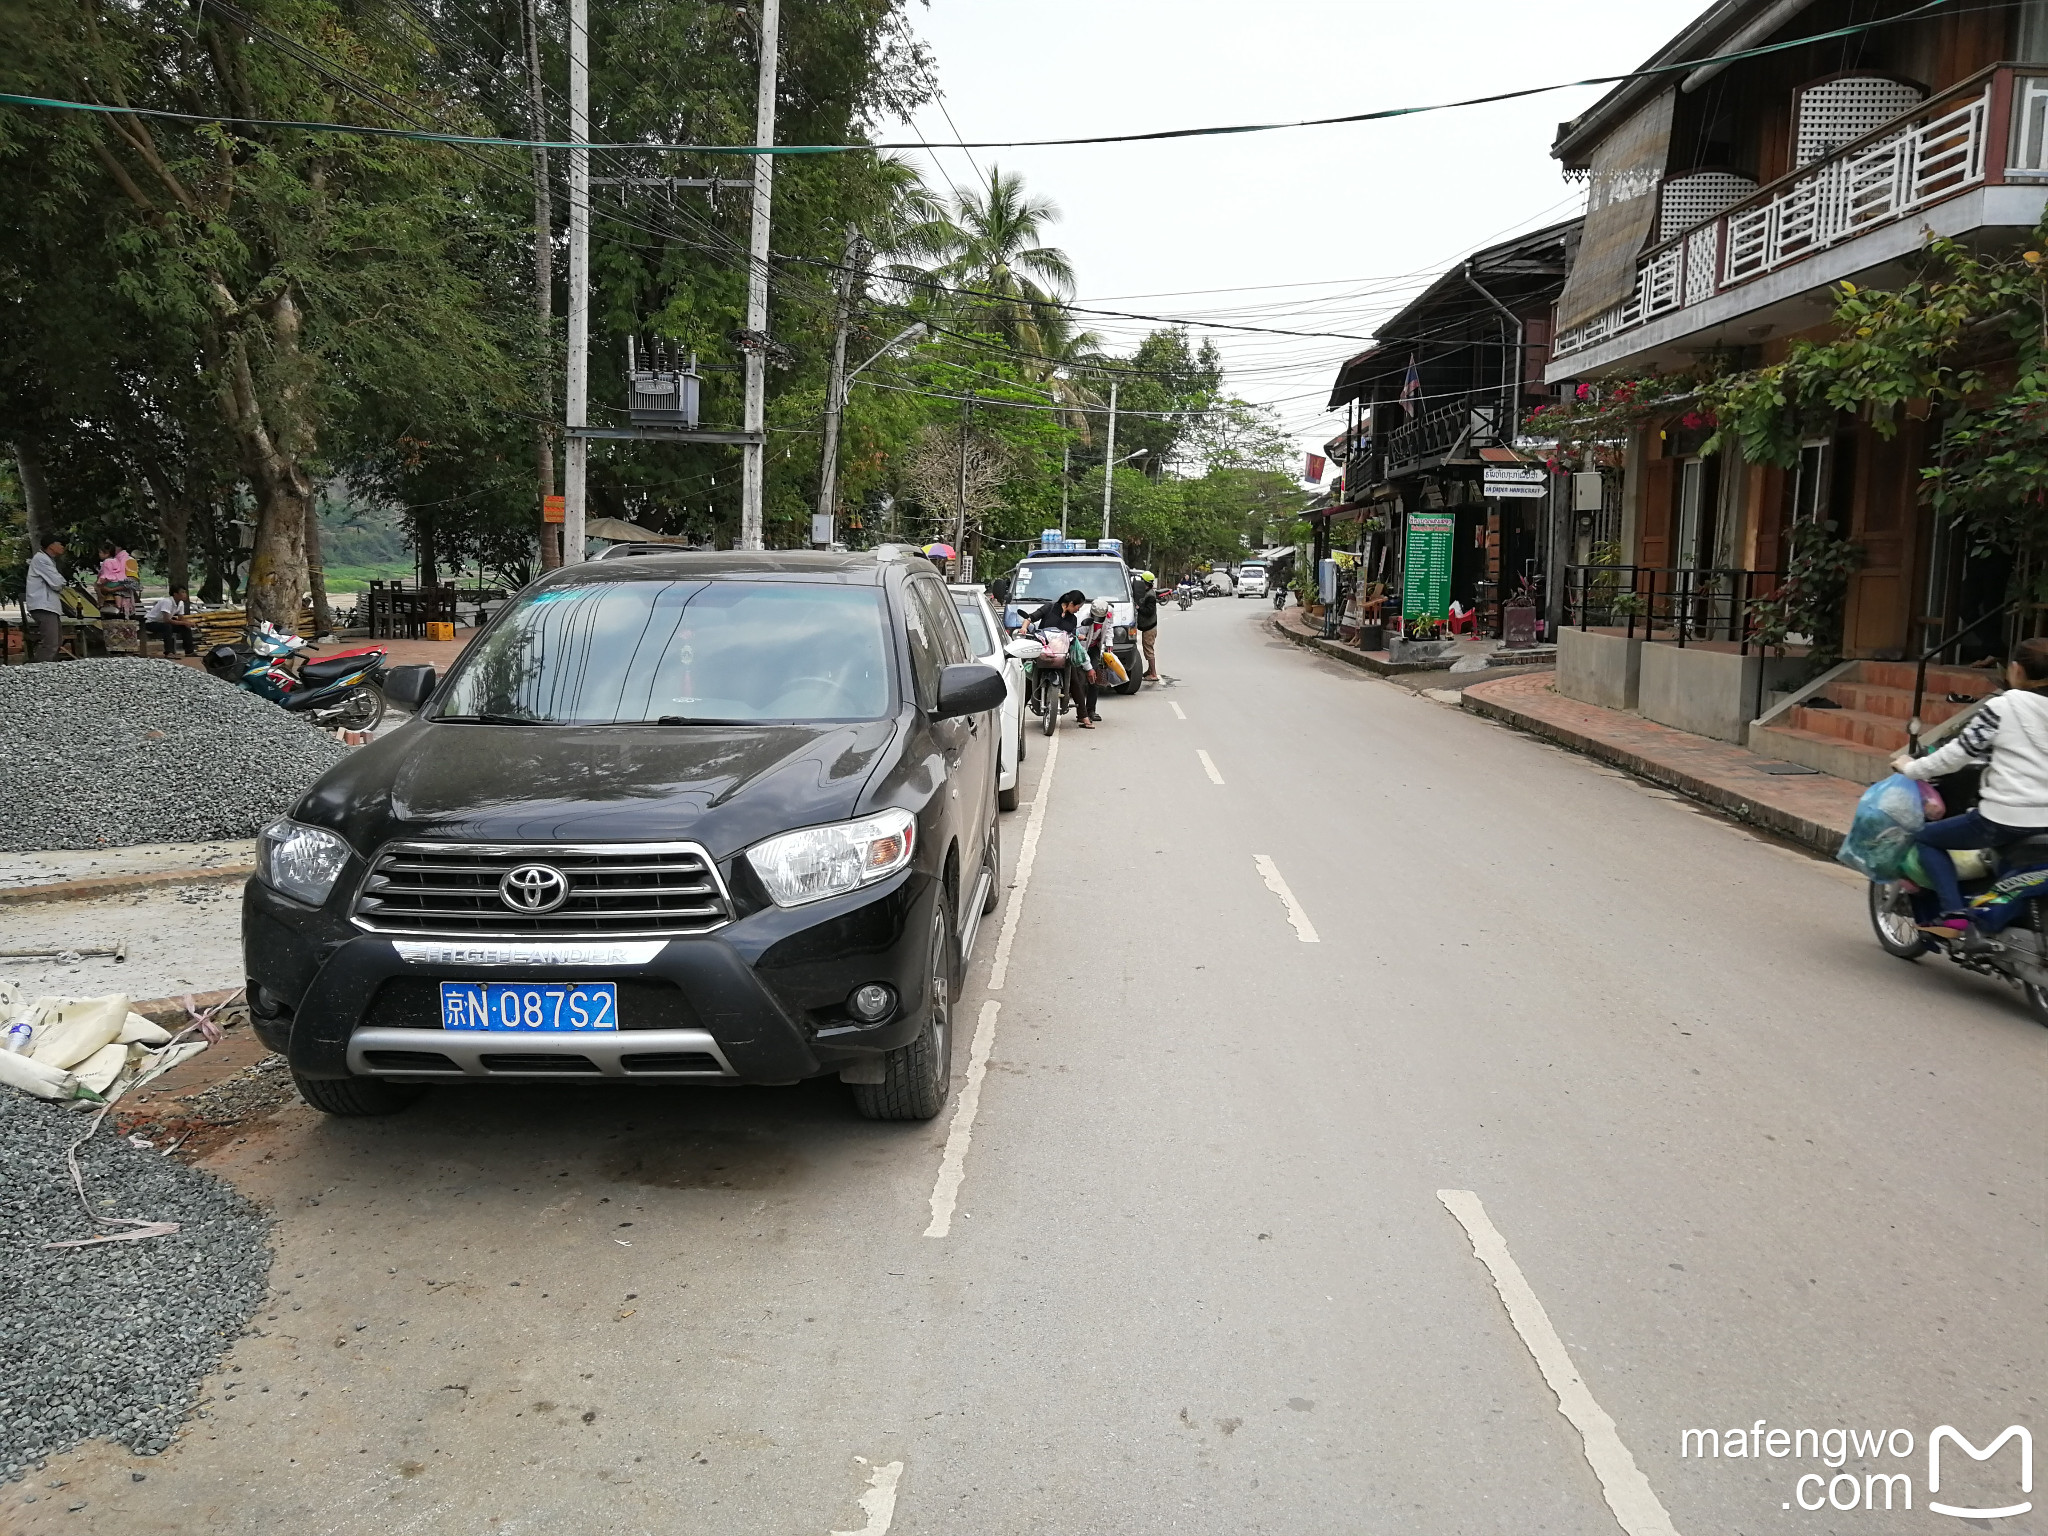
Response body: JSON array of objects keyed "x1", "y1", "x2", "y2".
[
  {"x1": 331, "y1": 684, "x2": 386, "y2": 733},
  {"x1": 851, "y1": 910, "x2": 953, "y2": 1121},
  {"x1": 1868, "y1": 880, "x2": 1931, "y2": 959},
  {"x1": 2024, "y1": 983, "x2": 2048, "y2": 1026},
  {"x1": 294, "y1": 1074, "x2": 425, "y2": 1116}
]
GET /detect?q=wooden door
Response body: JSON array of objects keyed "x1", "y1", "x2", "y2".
[{"x1": 1842, "y1": 421, "x2": 1922, "y2": 658}]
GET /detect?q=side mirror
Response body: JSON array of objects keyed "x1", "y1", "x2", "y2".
[
  {"x1": 932, "y1": 662, "x2": 1006, "y2": 720},
  {"x1": 384, "y1": 664, "x2": 437, "y2": 710}
]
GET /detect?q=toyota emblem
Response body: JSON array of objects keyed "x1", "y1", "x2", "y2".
[{"x1": 499, "y1": 863, "x2": 570, "y2": 913}]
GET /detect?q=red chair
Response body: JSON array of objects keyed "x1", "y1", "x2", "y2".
[{"x1": 1446, "y1": 601, "x2": 1479, "y2": 636}]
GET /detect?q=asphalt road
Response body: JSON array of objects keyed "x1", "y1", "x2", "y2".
[{"x1": 20, "y1": 598, "x2": 2043, "y2": 1535}]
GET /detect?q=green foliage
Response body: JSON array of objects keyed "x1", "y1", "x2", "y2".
[
  {"x1": 1746, "y1": 518, "x2": 1864, "y2": 668},
  {"x1": 1705, "y1": 222, "x2": 2048, "y2": 605}
]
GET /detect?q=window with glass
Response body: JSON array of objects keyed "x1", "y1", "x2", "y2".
[
  {"x1": 435, "y1": 580, "x2": 895, "y2": 724},
  {"x1": 949, "y1": 592, "x2": 997, "y2": 655},
  {"x1": 1007, "y1": 560, "x2": 1130, "y2": 604}
]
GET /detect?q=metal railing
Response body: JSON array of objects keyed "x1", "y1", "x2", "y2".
[
  {"x1": 1906, "y1": 602, "x2": 2019, "y2": 752},
  {"x1": 1566, "y1": 564, "x2": 1785, "y2": 651},
  {"x1": 1555, "y1": 64, "x2": 2038, "y2": 360},
  {"x1": 1384, "y1": 399, "x2": 1500, "y2": 473}
]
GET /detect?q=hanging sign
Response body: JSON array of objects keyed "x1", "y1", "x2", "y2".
[
  {"x1": 543, "y1": 495, "x2": 565, "y2": 525},
  {"x1": 1483, "y1": 480, "x2": 1548, "y2": 499},
  {"x1": 1483, "y1": 467, "x2": 1546, "y2": 483},
  {"x1": 1401, "y1": 513, "x2": 1454, "y2": 620}
]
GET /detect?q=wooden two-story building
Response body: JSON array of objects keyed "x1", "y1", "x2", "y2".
[{"x1": 1544, "y1": 0, "x2": 2048, "y2": 775}]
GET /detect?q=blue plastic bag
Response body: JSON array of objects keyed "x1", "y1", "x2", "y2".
[{"x1": 1836, "y1": 774, "x2": 1926, "y2": 881}]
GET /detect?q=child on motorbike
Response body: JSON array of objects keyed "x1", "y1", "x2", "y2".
[{"x1": 1892, "y1": 637, "x2": 2048, "y2": 934}]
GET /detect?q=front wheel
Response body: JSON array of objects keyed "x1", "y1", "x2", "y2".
[
  {"x1": 1868, "y1": 880, "x2": 1931, "y2": 959},
  {"x1": 851, "y1": 910, "x2": 953, "y2": 1121},
  {"x1": 1039, "y1": 674, "x2": 1058, "y2": 736},
  {"x1": 294, "y1": 1074, "x2": 426, "y2": 1116}
]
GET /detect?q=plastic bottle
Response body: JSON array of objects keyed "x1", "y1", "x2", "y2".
[{"x1": 2, "y1": 1020, "x2": 32, "y2": 1055}]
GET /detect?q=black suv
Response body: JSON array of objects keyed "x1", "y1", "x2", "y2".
[{"x1": 243, "y1": 549, "x2": 1006, "y2": 1121}]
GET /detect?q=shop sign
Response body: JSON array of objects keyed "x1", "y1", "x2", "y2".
[{"x1": 1402, "y1": 512, "x2": 1454, "y2": 619}]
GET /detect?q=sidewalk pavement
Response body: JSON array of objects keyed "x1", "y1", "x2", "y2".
[
  {"x1": 1460, "y1": 669, "x2": 1862, "y2": 856},
  {"x1": 1270, "y1": 607, "x2": 1554, "y2": 682}
]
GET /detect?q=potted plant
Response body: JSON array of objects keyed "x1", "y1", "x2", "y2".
[
  {"x1": 1502, "y1": 576, "x2": 1540, "y2": 649},
  {"x1": 1390, "y1": 613, "x2": 1456, "y2": 663}
]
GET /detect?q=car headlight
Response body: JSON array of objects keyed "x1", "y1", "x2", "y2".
[
  {"x1": 746, "y1": 808, "x2": 916, "y2": 908},
  {"x1": 257, "y1": 819, "x2": 353, "y2": 907}
]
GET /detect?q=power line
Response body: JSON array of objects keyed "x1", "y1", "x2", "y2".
[{"x1": 0, "y1": 1, "x2": 1959, "y2": 156}]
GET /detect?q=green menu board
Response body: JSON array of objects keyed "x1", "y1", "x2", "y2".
[{"x1": 1402, "y1": 512, "x2": 1454, "y2": 619}]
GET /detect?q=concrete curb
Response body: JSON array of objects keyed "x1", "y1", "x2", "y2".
[
  {"x1": 1459, "y1": 678, "x2": 1851, "y2": 856},
  {"x1": 1267, "y1": 615, "x2": 1451, "y2": 676},
  {"x1": 131, "y1": 987, "x2": 245, "y2": 1025},
  {"x1": 0, "y1": 864, "x2": 254, "y2": 908}
]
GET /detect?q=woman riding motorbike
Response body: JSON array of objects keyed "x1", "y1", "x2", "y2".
[{"x1": 1893, "y1": 637, "x2": 2048, "y2": 938}]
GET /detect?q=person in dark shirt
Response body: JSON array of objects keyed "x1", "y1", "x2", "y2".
[
  {"x1": 1131, "y1": 570, "x2": 1160, "y2": 681},
  {"x1": 1027, "y1": 590, "x2": 1086, "y2": 635}
]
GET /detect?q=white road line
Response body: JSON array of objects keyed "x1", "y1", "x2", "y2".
[
  {"x1": 1252, "y1": 855, "x2": 1320, "y2": 942},
  {"x1": 1437, "y1": 1191, "x2": 1682, "y2": 1536},
  {"x1": 1197, "y1": 749, "x2": 1225, "y2": 785},
  {"x1": 988, "y1": 730, "x2": 1059, "y2": 992},
  {"x1": 1169, "y1": 701, "x2": 1186, "y2": 720},
  {"x1": 831, "y1": 1459, "x2": 905, "y2": 1535},
  {"x1": 925, "y1": 1000, "x2": 1000, "y2": 1237}
]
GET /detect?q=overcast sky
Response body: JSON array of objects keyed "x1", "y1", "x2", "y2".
[{"x1": 895, "y1": 0, "x2": 1705, "y2": 469}]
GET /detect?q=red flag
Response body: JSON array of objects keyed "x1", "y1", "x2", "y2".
[{"x1": 1305, "y1": 454, "x2": 1326, "y2": 484}]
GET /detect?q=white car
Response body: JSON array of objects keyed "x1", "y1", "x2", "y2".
[
  {"x1": 1235, "y1": 564, "x2": 1268, "y2": 598},
  {"x1": 950, "y1": 584, "x2": 1025, "y2": 812}
]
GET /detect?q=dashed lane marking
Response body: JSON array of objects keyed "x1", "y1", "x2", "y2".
[
  {"x1": 1197, "y1": 749, "x2": 1225, "y2": 785},
  {"x1": 1437, "y1": 1190, "x2": 1682, "y2": 1536},
  {"x1": 925, "y1": 1001, "x2": 999, "y2": 1238},
  {"x1": 831, "y1": 1458, "x2": 905, "y2": 1535},
  {"x1": 1170, "y1": 701, "x2": 1186, "y2": 719},
  {"x1": 1252, "y1": 854, "x2": 1320, "y2": 942},
  {"x1": 988, "y1": 730, "x2": 1059, "y2": 992}
]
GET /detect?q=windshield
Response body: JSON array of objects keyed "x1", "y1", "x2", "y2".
[
  {"x1": 1009, "y1": 560, "x2": 1129, "y2": 604},
  {"x1": 437, "y1": 580, "x2": 893, "y2": 724},
  {"x1": 950, "y1": 593, "x2": 996, "y2": 654}
]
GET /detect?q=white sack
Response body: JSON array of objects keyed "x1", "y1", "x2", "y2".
[
  {"x1": 117, "y1": 1015, "x2": 173, "y2": 1046},
  {"x1": 26, "y1": 994, "x2": 131, "y2": 1070},
  {"x1": 0, "y1": 1048, "x2": 79, "y2": 1100},
  {"x1": 72, "y1": 1042, "x2": 133, "y2": 1095}
]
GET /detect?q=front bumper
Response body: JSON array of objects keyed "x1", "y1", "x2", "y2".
[{"x1": 245, "y1": 868, "x2": 941, "y2": 1084}]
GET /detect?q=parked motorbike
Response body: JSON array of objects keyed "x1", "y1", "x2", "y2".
[
  {"x1": 1008, "y1": 634, "x2": 1072, "y2": 738},
  {"x1": 204, "y1": 623, "x2": 388, "y2": 732},
  {"x1": 1271, "y1": 586, "x2": 1288, "y2": 610},
  {"x1": 1865, "y1": 767, "x2": 2048, "y2": 1024}
]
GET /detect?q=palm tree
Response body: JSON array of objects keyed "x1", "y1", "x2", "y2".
[{"x1": 933, "y1": 167, "x2": 1077, "y2": 352}]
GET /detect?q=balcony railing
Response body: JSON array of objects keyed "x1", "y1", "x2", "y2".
[
  {"x1": 1567, "y1": 564, "x2": 1786, "y2": 650},
  {"x1": 1384, "y1": 398, "x2": 1501, "y2": 474},
  {"x1": 1555, "y1": 65, "x2": 2046, "y2": 361}
]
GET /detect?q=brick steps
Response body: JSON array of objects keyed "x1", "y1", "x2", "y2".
[{"x1": 1751, "y1": 659, "x2": 1997, "y2": 783}]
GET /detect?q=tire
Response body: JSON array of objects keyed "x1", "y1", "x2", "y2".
[
  {"x1": 999, "y1": 781, "x2": 1019, "y2": 813},
  {"x1": 851, "y1": 910, "x2": 953, "y2": 1121},
  {"x1": 1040, "y1": 675, "x2": 1058, "y2": 736},
  {"x1": 332, "y1": 685, "x2": 386, "y2": 733},
  {"x1": 980, "y1": 815, "x2": 1001, "y2": 914},
  {"x1": 2024, "y1": 983, "x2": 2048, "y2": 1026},
  {"x1": 294, "y1": 1073, "x2": 425, "y2": 1116},
  {"x1": 1868, "y1": 880, "x2": 1931, "y2": 959}
]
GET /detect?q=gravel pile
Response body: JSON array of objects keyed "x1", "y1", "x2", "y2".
[
  {"x1": 0, "y1": 659, "x2": 350, "y2": 852},
  {"x1": 0, "y1": 1094, "x2": 272, "y2": 1482}
]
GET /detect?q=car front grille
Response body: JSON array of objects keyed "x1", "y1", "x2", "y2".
[{"x1": 352, "y1": 841, "x2": 732, "y2": 938}]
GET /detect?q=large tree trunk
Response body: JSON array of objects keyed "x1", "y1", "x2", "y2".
[
  {"x1": 303, "y1": 492, "x2": 332, "y2": 636},
  {"x1": 14, "y1": 445, "x2": 54, "y2": 548},
  {"x1": 218, "y1": 297, "x2": 313, "y2": 635}
]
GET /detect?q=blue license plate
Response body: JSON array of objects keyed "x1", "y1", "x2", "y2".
[{"x1": 439, "y1": 981, "x2": 618, "y2": 1032}]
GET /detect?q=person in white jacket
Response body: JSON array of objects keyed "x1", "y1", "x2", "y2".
[{"x1": 1893, "y1": 638, "x2": 2048, "y2": 931}]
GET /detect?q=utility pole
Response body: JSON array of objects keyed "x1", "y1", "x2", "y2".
[
  {"x1": 562, "y1": 0, "x2": 589, "y2": 563},
  {"x1": 1060, "y1": 443, "x2": 1069, "y2": 538},
  {"x1": 954, "y1": 391, "x2": 973, "y2": 561},
  {"x1": 738, "y1": 0, "x2": 781, "y2": 551},
  {"x1": 1099, "y1": 380, "x2": 1118, "y2": 541},
  {"x1": 815, "y1": 232, "x2": 866, "y2": 549},
  {"x1": 523, "y1": 0, "x2": 559, "y2": 569}
]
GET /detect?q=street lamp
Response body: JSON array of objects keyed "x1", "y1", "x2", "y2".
[
  {"x1": 1102, "y1": 448, "x2": 1147, "y2": 539},
  {"x1": 817, "y1": 322, "x2": 926, "y2": 546}
]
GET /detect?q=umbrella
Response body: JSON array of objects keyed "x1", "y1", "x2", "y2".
[{"x1": 922, "y1": 542, "x2": 957, "y2": 560}]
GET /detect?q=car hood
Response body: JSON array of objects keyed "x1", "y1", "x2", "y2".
[{"x1": 296, "y1": 716, "x2": 901, "y2": 860}]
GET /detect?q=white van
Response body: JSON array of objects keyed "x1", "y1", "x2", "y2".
[{"x1": 1235, "y1": 562, "x2": 1269, "y2": 599}]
